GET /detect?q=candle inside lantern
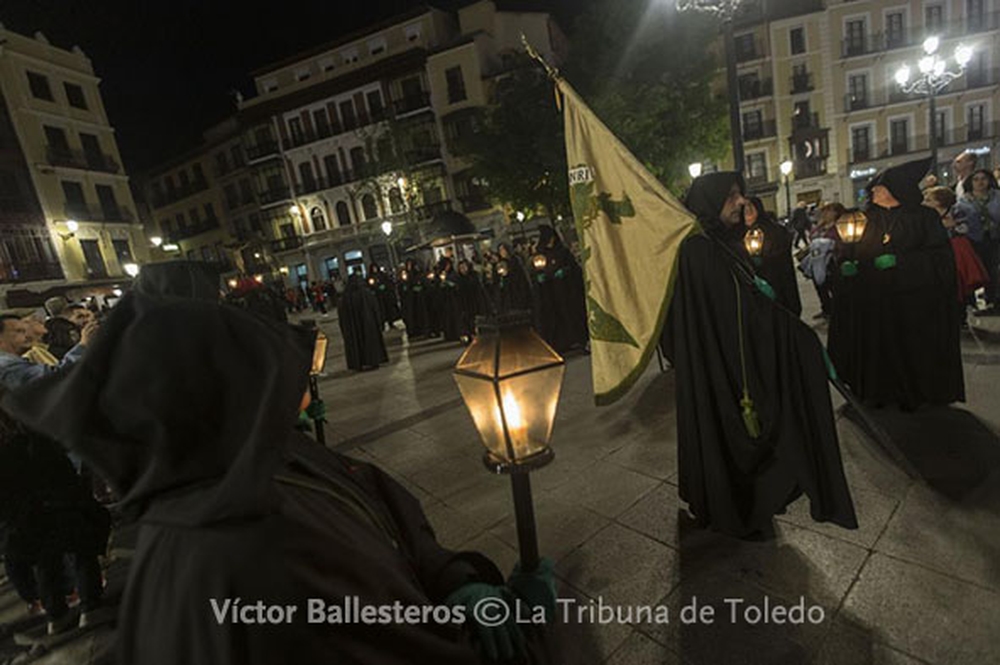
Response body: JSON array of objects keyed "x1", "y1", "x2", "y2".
[
  {"x1": 532, "y1": 254, "x2": 547, "y2": 270},
  {"x1": 744, "y1": 227, "x2": 764, "y2": 257}
]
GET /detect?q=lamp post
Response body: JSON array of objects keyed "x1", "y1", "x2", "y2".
[
  {"x1": 515, "y1": 210, "x2": 527, "y2": 243},
  {"x1": 688, "y1": 162, "x2": 703, "y2": 179},
  {"x1": 895, "y1": 37, "x2": 973, "y2": 178},
  {"x1": 677, "y1": 0, "x2": 748, "y2": 173},
  {"x1": 453, "y1": 313, "x2": 565, "y2": 572},
  {"x1": 780, "y1": 159, "x2": 793, "y2": 221},
  {"x1": 123, "y1": 262, "x2": 140, "y2": 278},
  {"x1": 381, "y1": 220, "x2": 396, "y2": 267}
]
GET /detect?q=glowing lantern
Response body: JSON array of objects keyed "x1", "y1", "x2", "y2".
[
  {"x1": 744, "y1": 227, "x2": 764, "y2": 257},
  {"x1": 836, "y1": 210, "x2": 869, "y2": 244}
]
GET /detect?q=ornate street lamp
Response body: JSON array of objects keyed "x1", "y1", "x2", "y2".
[
  {"x1": 780, "y1": 159, "x2": 794, "y2": 221},
  {"x1": 895, "y1": 37, "x2": 973, "y2": 177},
  {"x1": 123, "y1": 262, "x2": 140, "y2": 278},
  {"x1": 677, "y1": 0, "x2": 749, "y2": 172},
  {"x1": 454, "y1": 313, "x2": 565, "y2": 571},
  {"x1": 688, "y1": 162, "x2": 703, "y2": 179}
]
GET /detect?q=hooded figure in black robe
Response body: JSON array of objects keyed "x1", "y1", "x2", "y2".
[
  {"x1": 400, "y1": 259, "x2": 431, "y2": 338},
  {"x1": 662, "y1": 172, "x2": 857, "y2": 539},
  {"x1": 1, "y1": 295, "x2": 554, "y2": 664},
  {"x1": 742, "y1": 197, "x2": 802, "y2": 317},
  {"x1": 494, "y1": 243, "x2": 534, "y2": 316},
  {"x1": 133, "y1": 260, "x2": 221, "y2": 301},
  {"x1": 827, "y1": 158, "x2": 963, "y2": 409},
  {"x1": 338, "y1": 273, "x2": 388, "y2": 370},
  {"x1": 456, "y1": 259, "x2": 487, "y2": 340},
  {"x1": 531, "y1": 226, "x2": 588, "y2": 353},
  {"x1": 438, "y1": 257, "x2": 463, "y2": 342},
  {"x1": 424, "y1": 263, "x2": 444, "y2": 338},
  {"x1": 369, "y1": 262, "x2": 401, "y2": 330}
]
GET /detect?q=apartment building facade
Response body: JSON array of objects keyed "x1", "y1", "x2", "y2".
[
  {"x1": 232, "y1": 0, "x2": 565, "y2": 284},
  {"x1": 0, "y1": 26, "x2": 149, "y2": 305},
  {"x1": 731, "y1": 0, "x2": 999, "y2": 215}
]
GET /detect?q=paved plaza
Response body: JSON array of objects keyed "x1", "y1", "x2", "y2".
[{"x1": 2, "y1": 277, "x2": 999, "y2": 664}]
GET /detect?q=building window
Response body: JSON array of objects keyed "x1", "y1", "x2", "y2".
[
  {"x1": 204, "y1": 202, "x2": 216, "y2": 221},
  {"x1": 341, "y1": 49, "x2": 359, "y2": 65},
  {"x1": 239, "y1": 179, "x2": 254, "y2": 204},
  {"x1": 61, "y1": 181, "x2": 87, "y2": 217},
  {"x1": 64, "y1": 82, "x2": 88, "y2": 109},
  {"x1": 404, "y1": 23, "x2": 422, "y2": 42},
  {"x1": 967, "y1": 0, "x2": 986, "y2": 30},
  {"x1": 890, "y1": 119, "x2": 909, "y2": 154},
  {"x1": 189, "y1": 207, "x2": 201, "y2": 225},
  {"x1": 885, "y1": 12, "x2": 906, "y2": 48},
  {"x1": 295, "y1": 68, "x2": 310, "y2": 82},
  {"x1": 925, "y1": 4, "x2": 944, "y2": 31},
  {"x1": 231, "y1": 144, "x2": 244, "y2": 166},
  {"x1": 446, "y1": 66, "x2": 467, "y2": 104},
  {"x1": 26, "y1": 71, "x2": 54, "y2": 101},
  {"x1": 176, "y1": 213, "x2": 187, "y2": 229},
  {"x1": 389, "y1": 187, "x2": 404, "y2": 214},
  {"x1": 262, "y1": 79, "x2": 278, "y2": 93},
  {"x1": 966, "y1": 50, "x2": 988, "y2": 87},
  {"x1": 742, "y1": 110, "x2": 762, "y2": 139},
  {"x1": 96, "y1": 184, "x2": 121, "y2": 220},
  {"x1": 367, "y1": 91, "x2": 385, "y2": 121},
  {"x1": 934, "y1": 111, "x2": 947, "y2": 144},
  {"x1": 848, "y1": 73, "x2": 868, "y2": 110},
  {"x1": 192, "y1": 163, "x2": 205, "y2": 183},
  {"x1": 215, "y1": 151, "x2": 229, "y2": 175},
  {"x1": 336, "y1": 201, "x2": 351, "y2": 226},
  {"x1": 289, "y1": 117, "x2": 304, "y2": 144},
  {"x1": 789, "y1": 27, "x2": 805, "y2": 55},
  {"x1": 734, "y1": 33, "x2": 756, "y2": 61},
  {"x1": 79, "y1": 239, "x2": 107, "y2": 277},
  {"x1": 851, "y1": 126, "x2": 871, "y2": 161},
  {"x1": 324, "y1": 154, "x2": 342, "y2": 185},
  {"x1": 112, "y1": 239, "x2": 133, "y2": 265},
  {"x1": 298, "y1": 162, "x2": 316, "y2": 191},
  {"x1": 313, "y1": 108, "x2": 330, "y2": 137},
  {"x1": 44, "y1": 125, "x2": 70, "y2": 155},
  {"x1": 350, "y1": 146, "x2": 367, "y2": 176},
  {"x1": 845, "y1": 19, "x2": 866, "y2": 56},
  {"x1": 793, "y1": 100, "x2": 812, "y2": 128},
  {"x1": 224, "y1": 184, "x2": 239, "y2": 210},
  {"x1": 179, "y1": 170, "x2": 190, "y2": 189},
  {"x1": 361, "y1": 193, "x2": 378, "y2": 219},
  {"x1": 747, "y1": 153, "x2": 768, "y2": 181},
  {"x1": 369, "y1": 37, "x2": 387, "y2": 56},
  {"x1": 319, "y1": 57, "x2": 335, "y2": 73},
  {"x1": 968, "y1": 104, "x2": 986, "y2": 139},
  {"x1": 339, "y1": 100, "x2": 357, "y2": 130},
  {"x1": 311, "y1": 206, "x2": 327, "y2": 232}
]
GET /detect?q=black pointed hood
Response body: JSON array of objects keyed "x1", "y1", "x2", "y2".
[
  {"x1": 1, "y1": 293, "x2": 314, "y2": 526},
  {"x1": 537, "y1": 224, "x2": 563, "y2": 250},
  {"x1": 132, "y1": 261, "x2": 221, "y2": 301},
  {"x1": 685, "y1": 172, "x2": 746, "y2": 234},
  {"x1": 866, "y1": 157, "x2": 933, "y2": 208}
]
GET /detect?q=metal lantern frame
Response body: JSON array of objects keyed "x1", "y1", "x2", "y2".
[
  {"x1": 835, "y1": 210, "x2": 869, "y2": 245},
  {"x1": 744, "y1": 227, "x2": 764, "y2": 257}
]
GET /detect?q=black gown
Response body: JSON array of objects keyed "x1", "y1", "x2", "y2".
[
  {"x1": 438, "y1": 269, "x2": 463, "y2": 342},
  {"x1": 496, "y1": 256, "x2": 534, "y2": 316},
  {"x1": 743, "y1": 218, "x2": 801, "y2": 317},
  {"x1": 663, "y1": 173, "x2": 857, "y2": 538},
  {"x1": 456, "y1": 271, "x2": 488, "y2": 338},
  {"x1": 2, "y1": 295, "x2": 540, "y2": 665},
  {"x1": 339, "y1": 277, "x2": 388, "y2": 370},
  {"x1": 828, "y1": 203, "x2": 964, "y2": 408},
  {"x1": 533, "y1": 230, "x2": 589, "y2": 354}
]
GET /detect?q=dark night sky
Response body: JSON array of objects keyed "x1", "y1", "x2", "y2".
[{"x1": 3, "y1": 0, "x2": 581, "y2": 173}]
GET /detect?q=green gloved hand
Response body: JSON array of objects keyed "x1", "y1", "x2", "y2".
[
  {"x1": 536, "y1": 273, "x2": 547, "y2": 284},
  {"x1": 305, "y1": 399, "x2": 327, "y2": 423},
  {"x1": 840, "y1": 261, "x2": 859, "y2": 277},
  {"x1": 753, "y1": 276, "x2": 776, "y2": 300},
  {"x1": 553, "y1": 268, "x2": 566, "y2": 279},
  {"x1": 507, "y1": 558, "x2": 557, "y2": 621},
  {"x1": 295, "y1": 411, "x2": 313, "y2": 432},
  {"x1": 873, "y1": 253, "x2": 897, "y2": 270},
  {"x1": 821, "y1": 347, "x2": 839, "y2": 382},
  {"x1": 445, "y1": 583, "x2": 525, "y2": 662},
  {"x1": 378, "y1": 284, "x2": 386, "y2": 291}
]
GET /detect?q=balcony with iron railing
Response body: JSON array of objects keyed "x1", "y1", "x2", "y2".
[
  {"x1": 743, "y1": 119, "x2": 777, "y2": 142},
  {"x1": 258, "y1": 184, "x2": 292, "y2": 205},
  {"x1": 792, "y1": 111, "x2": 821, "y2": 132},
  {"x1": 245, "y1": 139, "x2": 280, "y2": 161},
  {"x1": 459, "y1": 192, "x2": 491, "y2": 213},
  {"x1": 745, "y1": 172, "x2": 778, "y2": 192},
  {"x1": 794, "y1": 158, "x2": 828, "y2": 179},
  {"x1": 735, "y1": 36, "x2": 767, "y2": 64},
  {"x1": 270, "y1": 235, "x2": 304, "y2": 253},
  {"x1": 151, "y1": 177, "x2": 210, "y2": 208},
  {"x1": 392, "y1": 92, "x2": 432, "y2": 116},
  {"x1": 64, "y1": 203, "x2": 135, "y2": 223},
  {"x1": 790, "y1": 72, "x2": 814, "y2": 94},
  {"x1": 46, "y1": 146, "x2": 120, "y2": 174},
  {"x1": 405, "y1": 144, "x2": 443, "y2": 165},
  {"x1": 844, "y1": 93, "x2": 874, "y2": 113},
  {"x1": 0, "y1": 259, "x2": 64, "y2": 283},
  {"x1": 841, "y1": 13, "x2": 1000, "y2": 60},
  {"x1": 739, "y1": 78, "x2": 773, "y2": 102},
  {"x1": 167, "y1": 215, "x2": 222, "y2": 243}
]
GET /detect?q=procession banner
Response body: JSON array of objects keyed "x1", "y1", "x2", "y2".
[{"x1": 558, "y1": 79, "x2": 698, "y2": 405}]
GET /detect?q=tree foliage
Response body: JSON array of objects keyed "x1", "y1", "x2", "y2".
[{"x1": 462, "y1": 0, "x2": 730, "y2": 214}]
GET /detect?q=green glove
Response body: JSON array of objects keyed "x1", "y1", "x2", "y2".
[
  {"x1": 295, "y1": 411, "x2": 312, "y2": 432},
  {"x1": 445, "y1": 583, "x2": 525, "y2": 662},
  {"x1": 821, "y1": 347, "x2": 839, "y2": 382},
  {"x1": 840, "y1": 261, "x2": 859, "y2": 277},
  {"x1": 507, "y1": 558, "x2": 556, "y2": 621},
  {"x1": 753, "y1": 276, "x2": 776, "y2": 301},
  {"x1": 751, "y1": 256, "x2": 763, "y2": 268},
  {"x1": 305, "y1": 399, "x2": 326, "y2": 423},
  {"x1": 873, "y1": 253, "x2": 897, "y2": 270},
  {"x1": 378, "y1": 284, "x2": 386, "y2": 291},
  {"x1": 553, "y1": 268, "x2": 566, "y2": 279},
  {"x1": 536, "y1": 273, "x2": 546, "y2": 284}
]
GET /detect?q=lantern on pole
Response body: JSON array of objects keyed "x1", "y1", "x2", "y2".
[
  {"x1": 532, "y1": 254, "x2": 548, "y2": 271},
  {"x1": 453, "y1": 313, "x2": 565, "y2": 571},
  {"x1": 744, "y1": 227, "x2": 764, "y2": 257},
  {"x1": 835, "y1": 210, "x2": 868, "y2": 245}
]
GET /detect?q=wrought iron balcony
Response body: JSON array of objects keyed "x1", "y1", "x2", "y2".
[
  {"x1": 743, "y1": 120, "x2": 777, "y2": 141},
  {"x1": 392, "y1": 92, "x2": 431, "y2": 116},
  {"x1": 63, "y1": 203, "x2": 135, "y2": 223},
  {"x1": 246, "y1": 139, "x2": 279, "y2": 161},
  {"x1": 270, "y1": 236, "x2": 304, "y2": 253},
  {"x1": 739, "y1": 78, "x2": 773, "y2": 101},
  {"x1": 258, "y1": 185, "x2": 292, "y2": 205},
  {"x1": 46, "y1": 146, "x2": 120, "y2": 174},
  {"x1": 167, "y1": 216, "x2": 222, "y2": 242},
  {"x1": 790, "y1": 73, "x2": 814, "y2": 94}
]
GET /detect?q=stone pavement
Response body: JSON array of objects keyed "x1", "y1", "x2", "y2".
[{"x1": 2, "y1": 275, "x2": 999, "y2": 664}]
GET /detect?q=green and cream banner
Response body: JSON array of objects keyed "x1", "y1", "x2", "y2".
[{"x1": 558, "y1": 79, "x2": 698, "y2": 405}]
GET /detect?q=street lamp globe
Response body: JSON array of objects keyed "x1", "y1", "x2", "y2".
[
  {"x1": 396, "y1": 176, "x2": 407, "y2": 190},
  {"x1": 688, "y1": 162, "x2": 703, "y2": 179},
  {"x1": 780, "y1": 160, "x2": 793, "y2": 177},
  {"x1": 895, "y1": 65, "x2": 911, "y2": 86},
  {"x1": 123, "y1": 262, "x2": 140, "y2": 278},
  {"x1": 65, "y1": 220, "x2": 79, "y2": 233},
  {"x1": 288, "y1": 205, "x2": 301, "y2": 216},
  {"x1": 516, "y1": 211, "x2": 526, "y2": 223},
  {"x1": 955, "y1": 44, "x2": 973, "y2": 67},
  {"x1": 919, "y1": 56, "x2": 936, "y2": 74},
  {"x1": 381, "y1": 220, "x2": 393, "y2": 236},
  {"x1": 923, "y1": 35, "x2": 940, "y2": 55},
  {"x1": 150, "y1": 236, "x2": 163, "y2": 247}
]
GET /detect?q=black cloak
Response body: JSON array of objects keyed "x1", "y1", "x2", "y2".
[
  {"x1": 495, "y1": 244, "x2": 534, "y2": 316},
  {"x1": 438, "y1": 259, "x2": 463, "y2": 342},
  {"x1": 455, "y1": 262, "x2": 488, "y2": 339},
  {"x1": 338, "y1": 274, "x2": 388, "y2": 370},
  {"x1": 132, "y1": 260, "x2": 221, "y2": 301},
  {"x1": 369, "y1": 264, "x2": 401, "y2": 328},
  {"x1": 742, "y1": 198, "x2": 802, "y2": 317},
  {"x1": 1, "y1": 294, "x2": 518, "y2": 665},
  {"x1": 663, "y1": 172, "x2": 857, "y2": 538},
  {"x1": 400, "y1": 260, "x2": 430, "y2": 338},
  {"x1": 532, "y1": 226, "x2": 588, "y2": 353},
  {"x1": 828, "y1": 158, "x2": 964, "y2": 408}
]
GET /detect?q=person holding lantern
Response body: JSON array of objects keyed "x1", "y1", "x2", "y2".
[
  {"x1": 827, "y1": 157, "x2": 964, "y2": 410},
  {"x1": 494, "y1": 242, "x2": 534, "y2": 316},
  {"x1": 1, "y1": 294, "x2": 556, "y2": 665},
  {"x1": 531, "y1": 225, "x2": 589, "y2": 354},
  {"x1": 741, "y1": 197, "x2": 801, "y2": 317},
  {"x1": 338, "y1": 273, "x2": 388, "y2": 371},
  {"x1": 662, "y1": 172, "x2": 856, "y2": 539}
]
